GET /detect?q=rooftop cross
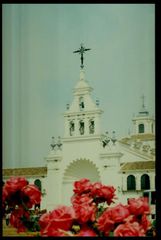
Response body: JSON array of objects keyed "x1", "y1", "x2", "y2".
[
  {"x1": 139, "y1": 94, "x2": 149, "y2": 115},
  {"x1": 73, "y1": 43, "x2": 91, "y2": 69}
]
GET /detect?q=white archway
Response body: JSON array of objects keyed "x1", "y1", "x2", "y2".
[{"x1": 61, "y1": 159, "x2": 101, "y2": 205}]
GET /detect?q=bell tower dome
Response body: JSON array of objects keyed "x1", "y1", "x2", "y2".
[{"x1": 132, "y1": 95, "x2": 155, "y2": 136}]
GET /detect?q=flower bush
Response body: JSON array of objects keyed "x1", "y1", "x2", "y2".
[
  {"x1": 3, "y1": 177, "x2": 41, "y2": 232},
  {"x1": 3, "y1": 177, "x2": 154, "y2": 236}
]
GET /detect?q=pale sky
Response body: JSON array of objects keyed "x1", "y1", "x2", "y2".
[{"x1": 3, "y1": 4, "x2": 155, "y2": 168}]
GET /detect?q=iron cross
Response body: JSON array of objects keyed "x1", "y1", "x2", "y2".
[{"x1": 73, "y1": 43, "x2": 91, "y2": 69}]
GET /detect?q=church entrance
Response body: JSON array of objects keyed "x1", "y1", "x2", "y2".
[{"x1": 62, "y1": 159, "x2": 101, "y2": 206}]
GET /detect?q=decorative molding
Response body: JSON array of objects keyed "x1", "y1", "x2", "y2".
[{"x1": 3, "y1": 167, "x2": 47, "y2": 178}]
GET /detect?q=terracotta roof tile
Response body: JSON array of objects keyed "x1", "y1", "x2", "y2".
[{"x1": 120, "y1": 161, "x2": 155, "y2": 171}]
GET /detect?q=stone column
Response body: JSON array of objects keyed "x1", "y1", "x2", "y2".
[
  {"x1": 64, "y1": 117, "x2": 69, "y2": 137},
  {"x1": 95, "y1": 115, "x2": 101, "y2": 135},
  {"x1": 75, "y1": 118, "x2": 80, "y2": 136},
  {"x1": 136, "y1": 174, "x2": 140, "y2": 191},
  {"x1": 45, "y1": 154, "x2": 62, "y2": 210},
  {"x1": 84, "y1": 118, "x2": 89, "y2": 135},
  {"x1": 150, "y1": 173, "x2": 155, "y2": 190}
]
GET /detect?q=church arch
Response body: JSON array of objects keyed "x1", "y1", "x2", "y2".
[{"x1": 62, "y1": 159, "x2": 101, "y2": 205}]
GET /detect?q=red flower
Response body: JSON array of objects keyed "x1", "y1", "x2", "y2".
[
  {"x1": 50, "y1": 205, "x2": 75, "y2": 230},
  {"x1": 74, "y1": 202, "x2": 96, "y2": 224},
  {"x1": 10, "y1": 207, "x2": 30, "y2": 233},
  {"x1": 40, "y1": 225, "x2": 68, "y2": 237},
  {"x1": 3, "y1": 177, "x2": 28, "y2": 207},
  {"x1": 108, "y1": 203, "x2": 130, "y2": 223},
  {"x1": 2, "y1": 187, "x2": 8, "y2": 203},
  {"x1": 71, "y1": 193, "x2": 93, "y2": 206},
  {"x1": 91, "y1": 182, "x2": 116, "y2": 205},
  {"x1": 39, "y1": 205, "x2": 75, "y2": 236},
  {"x1": 76, "y1": 226, "x2": 98, "y2": 236},
  {"x1": 114, "y1": 221, "x2": 146, "y2": 236},
  {"x1": 97, "y1": 209, "x2": 115, "y2": 236},
  {"x1": 139, "y1": 214, "x2": 151, "y2": 231},
  {"x1": 73, "y1": 178, "x2": 92, "y2": 195},
  {"x1": 128, "y1": 197, "x2": 150, "y2": 216},
  {"x1": 97, "y1": 204, "x2": 130, "y2": 235},
  {"x1": 39, "y1": 212, "x2": 51, "y2": 230},
  {"x1": 4, "y1": 177, "x2": 28, "y2": 194},
  {"x1": 3, "y1": 177, "x2": 28, "y2": 200},
  {"x1": 21, "y1": 184, "x2": 41, "y2": 208}
]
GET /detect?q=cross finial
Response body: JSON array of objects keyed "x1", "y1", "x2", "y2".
[{"x1": 73, "y1": 44, "x2": 91, "y2": 69}]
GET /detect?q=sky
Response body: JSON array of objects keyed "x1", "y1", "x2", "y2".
[{"x1": 3, "y1": 4, "x2": 155, "y2": 168}]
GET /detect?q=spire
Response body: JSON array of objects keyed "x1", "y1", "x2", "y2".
[
  {"x1": 80, "y1": 69, "x2": 85, "y2": 81},
  {"x1": 74, "y1": 69, "x2": 93, "y2": 95}
]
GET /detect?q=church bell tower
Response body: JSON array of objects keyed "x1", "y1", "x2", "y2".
[{"x1": 63, "y1": 69, "x2": 103, "y2": 139}]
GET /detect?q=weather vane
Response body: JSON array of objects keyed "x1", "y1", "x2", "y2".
[{"x1": 73, "y1": 43, "x2": 91, "y2": 69}]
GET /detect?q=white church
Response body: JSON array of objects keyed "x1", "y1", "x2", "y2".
[{"x1": 3, "y1": 48, "x2": 155, "y2": 215}]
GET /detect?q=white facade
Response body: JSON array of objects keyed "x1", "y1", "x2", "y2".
[
  {"x1": 44, "y1": 69, "x2": 155, "y2": 210},
  {"x1": 3, "y1": 68, "x2": 155, "y2": 212}
]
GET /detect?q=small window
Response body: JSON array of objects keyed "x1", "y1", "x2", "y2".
[
  {"x1": 69, "y1": 121, "x2": 75, "y2": 136},
  {"x1": 34, "y1": 179, "x2": 41, "y2": 209},
  {"x1": 139, "y1": 124, "x2": 144, "y2": 133},
  {"x1": 141, "y1": 174, "x2": 150, "y2": 190},
  {"x1": 79, "y1": 120, "x2": 84, "y2": 135},
  {"x1": 89, "y1": 120, "x2": 95, "y2": 134},
  {"x1": 127, "y1": 175, "x2": 136, "y2": 190},
  {"x1": 34, "y1": 179, "x2": 41, "y2": 191},
  {"x1": 79, "y1": 97, "x2": 84, "y2": 111}
]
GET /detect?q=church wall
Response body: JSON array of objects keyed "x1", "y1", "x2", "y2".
[{"x1": 61, "y1": 138, "x2": 102, "y2": 173}]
